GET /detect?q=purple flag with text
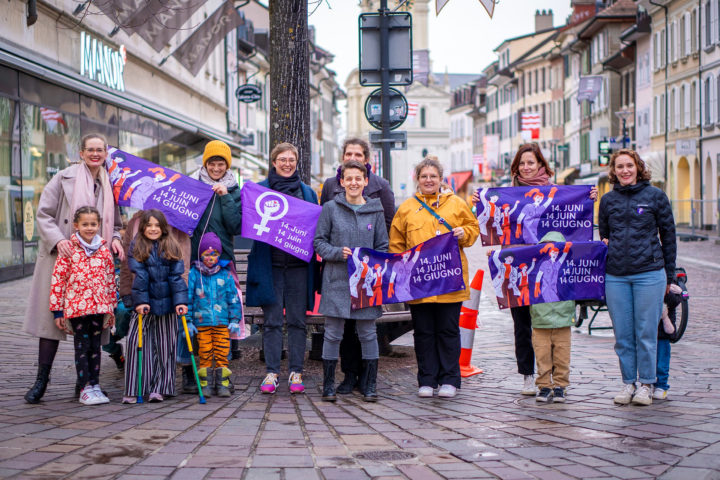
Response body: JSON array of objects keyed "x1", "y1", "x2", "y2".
[
  {"x1": 240, "y1": 181, "x2": 321, "y2": 263},
  {"x1": 475, "y1": 185, "x2": 594, "y2": 247},
  {"x1": 348, "y1": 232, "x2": 465, "y2": 310},
  {"x1": 488, "y1": 241, "x2": 607, "y2": 310},
  {"x1": 107, "y1": 147, "x2": 213, "y2": 235}
]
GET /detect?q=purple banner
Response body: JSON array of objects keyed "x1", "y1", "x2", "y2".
[
  {"x1": 240, "y1": 181, "x2": 321, "y2": 263},
  {"x1": 107, "y1": 147, "x2": 213, "y2": 235},
  {"x1": 488, "y1": 241, "x2": 607, "y2": 310},
  {"x1": 348, "y1": 232, "x2": 465, "y2": 310},
  {"x1": 476, "y1": 185, "x2": 594, "y2": 247}
]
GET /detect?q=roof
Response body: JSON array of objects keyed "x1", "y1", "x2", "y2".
[
  {"x1": 493, "y1": 26, "x2": 559, "y2": 53},
  {"x1": 430, "y1": 73, "x2": 484, "y2": 91},
  {"x1": 578, "y1": 0, "x2": 637, "y2": 39}
]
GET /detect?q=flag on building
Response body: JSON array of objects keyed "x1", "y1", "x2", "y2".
[
  {"x1": 172, "y1": 1, "x2": 244, "y2": 76},
  {"x1": 40, "y1": 108, "x2": 66, "y2": 133},
  {"x1": 521, "y1": 112, "x2": 540, "y2": 140},
  {"x1": 130, "y1": 0, "x2": 208, "y2": 52},
  {"x1": 407, "y1": 103, "x2": 419, "y2": 118}
]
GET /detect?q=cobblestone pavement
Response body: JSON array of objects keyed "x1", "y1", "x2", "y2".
[{"x1": 1, "y1": 239, "x2": 719, "y2": 480}]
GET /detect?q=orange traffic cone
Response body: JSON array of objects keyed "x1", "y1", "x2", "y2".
[{"x1": 459, "y1": 269, "x2": 484, "y2": 377}]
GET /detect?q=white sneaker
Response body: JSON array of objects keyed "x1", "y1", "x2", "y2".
[
  {"x1": 652, "y1": 387, "x2": 668, "y2": 400},
  {"x1": 613, "y1": 383, "x2": 636, "y2": 404},
  {"x1": 417, "y1": 386, "x2": 434, "y2": 398},
  {"x1": 92, "y1": 384, "x2": 110, "y2": 404},
  {"x1": 79, "y1": 386, "x2": 101, "y2": 405},
  {"x1": 521, "y1": 375, "x2": 536, "y2": 395},
  {"x1": 438, "y1": 384, "x2": 457, "y2": 398},
  {"x1": 632, "y1": 385, "x2": 653, "y2": 406}
]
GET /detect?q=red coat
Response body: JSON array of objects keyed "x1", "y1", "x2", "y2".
[{"x1": 49, "y1": 234, "x2": 117, "y2": 319}]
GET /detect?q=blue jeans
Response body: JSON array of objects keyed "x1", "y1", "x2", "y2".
[
  {"x1": 655, "y1": 339, "x2": 671, "y2": 391},
  {"x1": 262, "y1": 266, "x2": 308, "y2": 374},
  {"x1": 605, "y1": 269, "x2": 666, "y2": 385}
]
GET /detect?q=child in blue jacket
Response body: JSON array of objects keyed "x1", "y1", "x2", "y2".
[{"x1": 187, "y1": 232, "x2": 242, "y2": 397}]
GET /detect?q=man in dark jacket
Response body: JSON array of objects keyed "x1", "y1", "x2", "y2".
[{"x1": 320, "y1": 138, "x2": 396, "y2": 394}]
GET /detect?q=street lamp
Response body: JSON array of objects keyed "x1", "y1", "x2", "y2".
[{"x1": 614, "y1": 109, "x2": 633, "y2": 149}]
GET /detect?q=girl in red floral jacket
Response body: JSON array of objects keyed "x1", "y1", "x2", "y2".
[{"x1": 50, "y1": 206, "x2": 117, "y2": 405}]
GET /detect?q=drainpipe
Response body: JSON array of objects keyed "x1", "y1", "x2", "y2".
[
  {"x1": 27, "y1": 0, "x2": 38, "y2": 26},
  {"x1": 649, "y1": 0, "x2": 669, "y2": 193}
]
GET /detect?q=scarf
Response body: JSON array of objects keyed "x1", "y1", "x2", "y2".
[
  {"x1": 76, "y1": 233, "x2": 104, "y2": 256},
  {"x1": 194, "y1": 260, "x2": 221, "y2": 276},
  {"x1": 71, "y1": 162, "x2": 115, "y2": 246},
  {"x1": 512, "y1": 166, "x2": 551, "y2": 187},
  {"x1": 268, "y1": 167, "x2": 301, "y2": 194},
  {"x1": 198, "y1": 167, "x2": 238, "y2": 190}
]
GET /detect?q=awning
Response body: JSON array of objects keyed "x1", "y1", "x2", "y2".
[
  {"x1": 554, "y1": 167, "x2": 578, "y2": 185},
  {"x1": 447, "y1": 171, "x2": 473, "y2": 191}
]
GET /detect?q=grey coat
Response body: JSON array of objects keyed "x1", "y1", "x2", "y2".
[
  {"x1": 313, "y1": 195, "x2": 389, "y2": 320},
  {"x1": 23, "y1": 163, "x2": 122, "y2": 342}
]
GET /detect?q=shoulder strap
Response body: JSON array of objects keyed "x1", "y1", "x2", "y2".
[{"x1": 414, "y1": 196, "x2": 453, "y2": 232}]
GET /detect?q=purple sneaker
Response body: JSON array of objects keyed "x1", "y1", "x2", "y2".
[
  {"x1": 260, "y1": 373, "x2": 279, "y2": 394},
  {"x1": 288, "y1": 372, "x2": 305, "y2": 394}
]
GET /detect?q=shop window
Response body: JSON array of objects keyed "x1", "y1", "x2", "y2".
[
  {"x1": 20, "y1": 102, "x2": 80, "y2": 264},
  {"x1": 19, "y1": 74, "x2": 80, "y2": 115},
  {"x1": 0, "y1": 96, "x2": 23, "y2": 271},
  {"x1": 0, "y1": 66, "x2": 18, "y2": 98},
  {"x1": 80, "y1": 95, "x2": 119, "y2": 146}
]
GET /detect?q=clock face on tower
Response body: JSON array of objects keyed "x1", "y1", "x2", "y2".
[{"x1": 396, "y1": 0, "x2": 414, "y2": 11}]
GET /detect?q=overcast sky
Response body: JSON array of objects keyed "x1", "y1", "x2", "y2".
[{"x1": 309, "y1": 0, "x2": 574, "y2": 86}]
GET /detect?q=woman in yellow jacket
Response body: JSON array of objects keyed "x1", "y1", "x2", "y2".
[{"x1": 389, "y1": 156, "x2": 480, "y2": 398}]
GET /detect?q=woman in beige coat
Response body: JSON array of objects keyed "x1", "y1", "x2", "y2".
[{"x1": 24, "y1": 134, "x2": 124, "y2": 404}]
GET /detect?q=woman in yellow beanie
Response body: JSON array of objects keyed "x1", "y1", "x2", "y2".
[{"x1": 181, "y1": 140, "x2": 243, "y2": 394}]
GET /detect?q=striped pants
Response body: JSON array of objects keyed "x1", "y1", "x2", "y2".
[
  {"x1": 124, "y1": 312, "x2": 178, "y2": 397},
  {"x1": 197, "y1": 326, "x2": 230, "y2": 369}
]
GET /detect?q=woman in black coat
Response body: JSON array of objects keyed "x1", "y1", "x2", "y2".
[{"x1": 599, "y1": 149, "x2": 676, "y2": 407}]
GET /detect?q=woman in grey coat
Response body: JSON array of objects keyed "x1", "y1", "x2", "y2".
[{"x1": 313, "y1": 160, "x2": 388, "y2": 402}]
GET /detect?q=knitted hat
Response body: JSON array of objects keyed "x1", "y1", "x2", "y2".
[
  {"x1": 203, "y1": 140, "x2": 232, "y2": 167},
  {"x1": 199, "y1": 232, "x2": 222, "y2": 256}
]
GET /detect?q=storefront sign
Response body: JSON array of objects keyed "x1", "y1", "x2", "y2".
[
  {"x1": 235, "y1": 84, "x2": 262, "y2": 103},
  {"x1": 79, "y1": 32, "x2": 126, "y2": 92},
  {"x1": 675, "y1": 139, "x2": 697, "y2": 156}
]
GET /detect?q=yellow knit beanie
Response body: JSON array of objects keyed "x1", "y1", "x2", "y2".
[{"x1": 203, "y1": 140, "x2": 232, "y2": 167}]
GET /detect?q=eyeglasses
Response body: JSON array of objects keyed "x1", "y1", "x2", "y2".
[
  {"x1": 275, "y1": 157, "x2": 297, "y2": 165},
  {"x1": 83, "y1": 148, "x2": 106, "y2": 154}
]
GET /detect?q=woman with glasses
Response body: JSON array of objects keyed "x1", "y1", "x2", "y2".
[
  {"x1": 23, "y1": 133, "x2": 125, "y2": 404},
  {"x1": 245, "y1": 143, "x2": 318, "y2": 395}
]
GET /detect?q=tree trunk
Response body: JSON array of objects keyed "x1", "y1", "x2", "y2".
[{"x1": 269, "y1": 0, "x2": 311, "y2": 184}]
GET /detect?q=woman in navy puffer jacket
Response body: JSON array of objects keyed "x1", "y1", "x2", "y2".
[{"x1": 598, "y1": 149, "x2": 676, "y2": 407}]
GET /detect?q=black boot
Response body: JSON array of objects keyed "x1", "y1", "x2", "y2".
[
  {"x1": 182, "y1": 365, "x2": 198, "y2": 394},
  {"x1": 109, "y1": 344, "x2": 125, "y2": 370},
  {"x1": 25, "y1": 365, "x2": 51, "y2": 404},
  {"x1": 322, "y1": 360, "x2": 337, "y2": 402},
  {"x1": 360, "y1": 359, "x2": 378, "y2": 402},
  {"x1": 336, "y1": 374, "x2": 358, "y2": 394}
]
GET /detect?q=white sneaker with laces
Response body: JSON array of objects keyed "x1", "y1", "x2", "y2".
[
  {"x1": 417, "y1": 386, "x2": 433, "y2": 398},
  {"x1": 521, "y1": 375, "x2": 536, "y2": 395},
  {"x1": 632, "y1": 385, "x2": 653, "y2": 406},
  {"x1": 438, "y1": 384, "x2": 457, "y2": 398},
  {"x1": 92, "y1": 384, "x2": 110, "y2": 404},
  {"x1": 79, "y1": 386, "x2": 101, "y2": 405},
  {"x1": 652, "y1": 387, "x2": 668, "y2": 400},
  {"x1": 613, "y1": 383, "x2": 636, "y2": 404}
]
